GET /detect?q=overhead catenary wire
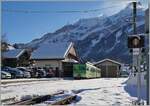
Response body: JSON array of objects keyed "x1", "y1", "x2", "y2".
[
  {"x1": 1, "y1": 0, "x2": 137, "y2": 2},
  {"x1": 2, "y1": 2, "x2": 132, "y2": 14}
]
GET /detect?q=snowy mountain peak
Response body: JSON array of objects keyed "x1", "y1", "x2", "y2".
[
  {"x1": 17, "y1": 3, "x2": 145, "y2": 64},
  {"x1": 125, "y1": 2, "x2": 144, "y2": 10},
  {"x1": 75, "y1": 16, "x2": 105, "y2": 28}
]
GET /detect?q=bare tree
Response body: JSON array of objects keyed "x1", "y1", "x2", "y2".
[
  {"x1": 1, "y1": 33, "x2": 9, "y2": 52},
  {"x1": 1, "y1": 33, "x2": 8, "y2": 43}
]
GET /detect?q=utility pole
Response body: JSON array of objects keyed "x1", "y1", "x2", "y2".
[
  {"x1": 133, "y1": 2, "x2": 136, "y2": 34},
  {"x1": 132, "y1": 2, "x2": 137, "y2": 73},
  {"x1": 132, "y1": 2, "x2": 142, "y2": 104},
  {"x1": 145, "y1": 8, "x2": 150, "y2": 105},
  {"x1": 128, "y1": 2, "x2": 146, "y2": 105},
  {"x1": 146, "y1": 42, "x2": 150, "y2": 105}
]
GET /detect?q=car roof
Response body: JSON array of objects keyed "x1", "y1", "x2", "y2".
[{"x1": 1, "y1": 71, "x2": 10, "y2": 74}]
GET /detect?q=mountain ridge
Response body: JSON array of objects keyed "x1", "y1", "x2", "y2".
[{"x1": 15, "y1": 3, "x2": 145, "y2": 64}]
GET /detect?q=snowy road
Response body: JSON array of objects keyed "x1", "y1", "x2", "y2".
[{"x1": 1, "y1": 78, "x2": 138, "y2": 105}]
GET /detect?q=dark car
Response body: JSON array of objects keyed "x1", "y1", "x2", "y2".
[
  {"x1": 2, "y1": 67, "x2": 24, "y2": 78},
  {"x1": 46, "y1": 69, "x2": 55, "y2": 77},
  {"x1": 17, "y1": 67, "x2": 31, "y2": 78},
  {"x1": 120, "y1": 71, "x2": 129, "y2": 77},
  {"x1": 37, "y1": 68, "x2": 47, "y2": 78},
  {"x1": 28, "y1": 67, "x2": 38, "y2": 78}
]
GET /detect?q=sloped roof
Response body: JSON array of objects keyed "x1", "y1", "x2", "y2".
[
  {"x1": 31, "y1": 42, "x2": 73, "y2": 60},
  {"x1": 94, "y1": 58, "x2": 122, "y2": 65},
  {"x1": 3, "y1": 49, "x2": 25, "y2": 59},
  {"x1": 62, "y1": 58, "x2": 78, "y2": 63}
]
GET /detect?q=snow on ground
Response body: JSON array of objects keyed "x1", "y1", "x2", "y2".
[
  {"x1": 125, "y1": 72, "x2": 147, "y2": 100},
  {"x1": 1, "y1": 78, "x2": 146, "y2": 105},
  {"x1": 127, "y1": 72, "x2": 146, "y2": 86}
]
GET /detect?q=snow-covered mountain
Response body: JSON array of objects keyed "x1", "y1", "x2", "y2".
[{"x1": 17, "y1": 3, "x2": 145, "y2": 64}]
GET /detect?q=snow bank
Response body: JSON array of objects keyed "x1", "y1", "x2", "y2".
[
  {"x1": 126, "y1": 72, "x2": 146, "y2": 86},
  {"x1": 124, "y1": 72, "x2": 147, "y2": 101}
]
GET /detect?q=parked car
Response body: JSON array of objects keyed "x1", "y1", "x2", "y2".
[
  {"x1": 120, "y1": 71, "x2": 129, "y2": 77},
  {"x1": 2, "y1": 67, "x2": 24, "y2": 78},
  {"x1": 37, "y1": 68, "x2": 47, "y2": 78},
  {"x1": 17, "y1": 67, "x2": 31, "y2": 78},
  {"x1": 46, "y1": 69, "x2": 55, "y2": 77},
  {"x1": 1, "y1": 71, "x2": 11, "y2": 79},
  {"x1": 30, "y1": 67, "x2": 38, "y2": 78}
]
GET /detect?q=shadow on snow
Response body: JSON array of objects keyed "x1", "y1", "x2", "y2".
[{"x1": 124, "y1": 84, "x2": 147, "y2": 100}]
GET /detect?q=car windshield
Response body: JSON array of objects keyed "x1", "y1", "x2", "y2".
[
  {"x1": 12, "y1": 68, "x2": 23, "y2": 74},
  {"x1": 121, "y1": 71, "x2": 129, "y2": 75},
  {"x1": 18, "y1": 68, "x2": 26, "y2": 71},
  {"x1": 1, "y1": 71, "x2": 9, "y2": 74}
]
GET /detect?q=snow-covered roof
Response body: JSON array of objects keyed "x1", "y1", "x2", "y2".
[
  {"x1": 8, "y1": 45, "x2": 15, "y2": 50},
  {"x1": 62, "y1": 58, "x2": 78, "y2": 63},
  {"x1": 94, "y1": 58, "x2": 122, "y2": 65},
  {"x1": 3, "y1": 49, "x2": 26, "y2": 59},
  {"x1": 31, "y1": 42, "x2": 73, "y2": 60},
  {"x1": 86, "y1": 62, "x2": 94, "y2": 65}
]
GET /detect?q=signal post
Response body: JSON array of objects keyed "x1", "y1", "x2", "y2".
[{"x1": 128, "y1": 35, "x2": 145, "y2": 104}]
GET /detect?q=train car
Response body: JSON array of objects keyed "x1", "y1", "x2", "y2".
[{"x1": 73, "y1": 62, "x2": 101, "y2": 79}]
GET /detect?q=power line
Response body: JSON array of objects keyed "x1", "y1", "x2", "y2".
[
  {"x1": 2, "y1": 3, "x2": 131, "y2": 14},
  {"x1": 1, "y1": 0, "x2": 136, "y2": 2}
]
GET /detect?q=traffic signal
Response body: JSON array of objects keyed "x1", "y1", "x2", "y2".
[{"x1": 128, "y1": 35, "x2": 144, "y2": 48}]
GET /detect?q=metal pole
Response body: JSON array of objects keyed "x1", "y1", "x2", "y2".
[
  {"x1": 133, "y1": 2, "x2": 137, "y2": 34},
  {"x1": 137, "y1": 49, "x2": 141, "y2": 102},
  {"x1": 145, "y1": 6, "x2": 150, "y2": 105},
  {"x1": 147, "y1": 4, "x2": 150, "y2": 104},
  {"x1": 147, "y1": 29, "x2": 150, "y2": 105},
  {"x1": 146, "y1": 47, "x2": 150, "y2": 105},
  {"x1": 132, "y1": 2, "x2": 142, "y2": 103},
  {"x1": 133, "y1": 49, "x2": 142, "y2": 104},
  {"x1": 132, "y1": 1, "x2": 137, "y2": 76},
  {"x1": 148, "y1": 51, "x2": 150, "y2": 104}
]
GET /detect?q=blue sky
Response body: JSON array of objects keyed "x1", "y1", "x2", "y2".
[{"x1": 2, "y1": 0, "x2": 148, "y2": 44}]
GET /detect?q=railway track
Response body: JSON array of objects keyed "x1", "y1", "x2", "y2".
[
  {"x1": 51, "y1": 94, "x2": 77, "y2": 105},
  {"x1": 1, "y1": 97, "x2": 16, "y2": 104},
  {"x1": 2, "y1": 90, "x2": 77, "y2": 105}
]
